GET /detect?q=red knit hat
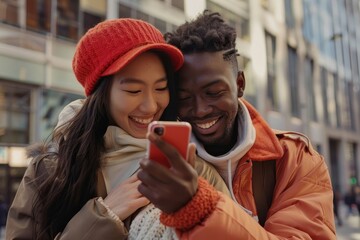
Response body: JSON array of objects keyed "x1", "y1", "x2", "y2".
[{"x1": 72, "y1": 18, "x2": 184, "y2": 96}]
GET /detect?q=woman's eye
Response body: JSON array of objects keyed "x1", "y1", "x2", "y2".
[
  {"x1": 156, "y1": 86, "x2": 168, "y2": 91},
  {"x1": 123, "y1": 90, "x2": 141, "y2": 94}
]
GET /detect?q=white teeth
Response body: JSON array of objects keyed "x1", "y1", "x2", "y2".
[
  {"x1": 196, "y1": 119, "x2": 218, "y2": 129},
  {"x1": 131, "y1": 117, "x2": 153, "y2": 124}
]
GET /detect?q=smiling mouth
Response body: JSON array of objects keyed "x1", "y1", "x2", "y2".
[
  {"x1": 130, "y1": 116, "x2": 154, "y2": 125},
  {"x1": 195, "y1": 118, "x2": 220, "y2": 129}
]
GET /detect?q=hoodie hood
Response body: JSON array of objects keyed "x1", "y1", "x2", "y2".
[{"x1": 191, "y1": 99, "x2": 256, "y2": 185}]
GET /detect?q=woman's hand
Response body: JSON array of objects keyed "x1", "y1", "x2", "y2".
[
  {"x1": 104, "y1": 174, "x2": 150, "y2": 220},
  {"x1": 137, "y1": 132, "x2": 198, "y2": 214}
]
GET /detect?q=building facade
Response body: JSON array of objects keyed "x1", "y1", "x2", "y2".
[{"x1": 0, "y1": 0, "x2": 359, "y2": 208}]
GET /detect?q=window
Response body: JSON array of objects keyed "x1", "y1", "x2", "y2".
[
  {"x1": 26, "y1": 0, "x2": 51, "y2": 33},
  {"x1": 0, "y1": 0, "x2": 20, "y2": 26},
  {"x1": 320, "y1": 67, "x2": 329, "y2": 125},
  {"x1": 171, "y1": 0, "x2": 184, "y2": 11},
  {"x1": 344, "y1": 81, "x2": 355, "y2": 130},
  {"x1": 302, "y1": 0, "x2": 313, "y2": 42},
  {"x1": 81, "y1": 11, "x2": 104, "y2": 36},
  {"x1": 119, "y1": 3, "x2": 132, "y2": 18},
  {"x1": 333, "y1": 73, "x2": 341, "y2": 128},
  {"x1": 154, "y1": 17, "x2": 167, "y2": 34},
  {"x1": 0, "y1": 82, "x2": 31, "y2": 144},
  {"x1": 265, "y1": 32, "x2": 278, "y2": 111},
  {"x1": 304, "y1": 57, "x2": 317, "y2": 121},
  {"x1": 40, "y1": 89, "x2": 82, "y2": 140},
  {"x1": 239, "y1": 56, "x2": 255, "y2": 106},
  {"x1": 326, "y1": 73, "x2": 338, "y2": 127},
  {"x1": 56, "y1": 0, "x2": 79, "y2": 41},
  {"x1": 288, "y1": 46, "x2": 300, "y2": 117},
  {"x1": 284, "y1": 0, "x2": 295, "y2": 28},
  {"x1": 118, "y1": 3, "x2": 171, "y2": 34},
  {"x1": 207, "y1": 1, "x2": 250, "y2": 41}
]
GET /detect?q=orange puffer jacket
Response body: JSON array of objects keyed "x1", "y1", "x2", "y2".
[{"x1": 160, "y1": 100, "x2": 336, "y2": 240}]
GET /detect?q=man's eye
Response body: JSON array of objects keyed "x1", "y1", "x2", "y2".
[
  {"x1": 207, "y1": 91, "x2": 223, "y2": 96},
  {"x1": 178, "y1": 95, "x2": 191, "y2": 101}
]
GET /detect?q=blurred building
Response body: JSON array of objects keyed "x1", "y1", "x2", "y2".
[{"x1": 0, "y1": 0, "x2": 359, "y2": 208}]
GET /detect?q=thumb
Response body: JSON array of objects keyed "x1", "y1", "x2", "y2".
[{"x1": 187, "y1": 143, "x2": 196, "y2": 168}]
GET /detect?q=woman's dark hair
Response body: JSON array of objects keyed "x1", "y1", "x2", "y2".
[
  {"x1": 33, "y1": 52, "x2": 177, "y2": 239},
  {"x1": 165, "y1": 10, "x2": 239, "y2": 73}
]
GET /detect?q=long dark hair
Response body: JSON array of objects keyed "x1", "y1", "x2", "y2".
[{"x1": 33, "y1": 52, "x2": 177, "y2": 239}]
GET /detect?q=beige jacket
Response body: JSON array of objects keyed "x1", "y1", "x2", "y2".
[{"x1": 5, "y1": 144, "x2": 229, "y2": 240}]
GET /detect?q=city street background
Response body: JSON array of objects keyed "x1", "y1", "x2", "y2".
[{"x1": 0, "y1": 0, "x2": 360, "y2": 239}]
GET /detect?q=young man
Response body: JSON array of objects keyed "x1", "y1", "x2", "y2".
[{"x1": 138, "y1": 10, "x2": 336, "y2": 239}]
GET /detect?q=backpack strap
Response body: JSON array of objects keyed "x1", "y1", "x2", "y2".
[{"x1": 252, "y1": 160, "x2": 276, "y2": 226}]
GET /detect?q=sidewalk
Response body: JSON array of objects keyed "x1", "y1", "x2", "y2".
[
  {"x1": 0, "y1": 204, "x2": 359, "y2": 240},
  {"x1": 336, "y1": 202, "x2": 360, "y2": 240}
]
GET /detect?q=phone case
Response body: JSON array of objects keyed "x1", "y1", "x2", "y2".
[{"x1": 147, "y1": 121, "x2": 191, "y2": 168}]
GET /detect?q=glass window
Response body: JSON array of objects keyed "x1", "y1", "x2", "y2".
[
  {"x1": 81, "y1": 11, "x2": 104, "y2": 35},
  {"x1": 119, "y1": 3, "x2": 132, "y2": 18},
  {"x1": 288, "y1": 46, "x2": 300, "y2": 117},
  {"x1": 26, "y1": 0, "x2": 51, "y2": 33},
  {"x1": 285, "y1": 0, "x2": 295, "y2": 28},
  {"x1": 344, "y1": 81, "x2": 355, "y2": 130},
  {"x1": 0, "y1": 0, "x2": 20, "y2": 26},
  {"x1": 79, "y1": 0, "x2": 105, "y2": 36},
  {"x1": 302, "y1": 0, "x2": 313, "y2": 42},
  {"x1": 326, "y1": 73, "x2": 337, "y2": 127},
  {"x1": 207, "y1": 1, "x2": 250, "y2": 41},
  {"x1": 154, "y1": 17, "x2": 167, "y2": 33},
  {"x1": 135, "y1": 9, "x2": 150, "y2": 22},
  {"x1": 265, "y1": 32, "x2": 278, "y2": 111},
  {"x1": 171, "y1": 0, "x2": 184, "y2": 11},
  {"x1": 304, "y1": 57, "x2": 317, "y2": 122},
  {"x1": 40, "y1": 89, "x2": 82, "y2": 140},
  {"x1": 0, "y1": 82, "x2": 31, "y2": 144},
  {"x1": 333, "y1": 73, "x2": 341, "y2": 128},
  {"x1": 56, "y1": 0, "x2": 79, "y2": 41},
  {"x1": 239, "y1": 56, "x2": 256, "y2": 106},
  {"x1": 320, "y1": 67, "x2": 329, "y2": 125}
]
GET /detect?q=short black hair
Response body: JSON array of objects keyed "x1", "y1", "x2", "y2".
[{"x1": 165, "y1": 10, "x2": 239, "y2": 72}]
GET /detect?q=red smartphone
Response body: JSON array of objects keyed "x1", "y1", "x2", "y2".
[{"x1": 147, "y1": 121, "x2": 191, "y2": 168}]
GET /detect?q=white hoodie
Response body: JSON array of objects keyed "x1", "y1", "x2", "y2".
[{"x1": 191, "y1": 99, "x2": 256, "y2": 216}]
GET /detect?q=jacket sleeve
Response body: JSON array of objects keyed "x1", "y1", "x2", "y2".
[
  {"x1": 160, "y1": 144, "x2": 336, "y2": 240},
  {"x1": 5, "y1": 158, "x2": 129, "y2": 240}
]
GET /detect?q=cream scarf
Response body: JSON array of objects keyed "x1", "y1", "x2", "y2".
[{"x1": 101, "y1": 126, "x2": 146, "y2": 192}]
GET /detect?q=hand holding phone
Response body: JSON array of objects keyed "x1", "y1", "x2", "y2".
[{"x1": 147, "y1": 121, "x2": 191, "y2": 168}]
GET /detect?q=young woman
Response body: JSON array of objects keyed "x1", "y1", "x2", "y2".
[{"x1": 5, "y1": 19, "x2": 228, "y2": 240}]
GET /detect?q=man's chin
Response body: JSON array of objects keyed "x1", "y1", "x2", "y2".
[{"x1": 195, "y1": 133, "x2": 222, "y2": 146}]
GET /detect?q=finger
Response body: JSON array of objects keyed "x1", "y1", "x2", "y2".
[
  {"x1": 139, "y1": 158, "x2": 177, "y2": 184},
  {"x1": 138, "y1": 182, "x2": 156, "y2": 203},
  {"x1": 148, "y1": 132, "x2": 189, "y2": 171},
  {"x1": 123, "y1": 173, "x2": 139, "y2": 183},
  {"x1": 187, "y1": 143, "x2": 196, "y2": 168},
  {"x1": 137, "y1": 166, "x2": 171, "y2": 188}
]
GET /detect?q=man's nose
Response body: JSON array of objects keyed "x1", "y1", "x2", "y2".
[{"x1": 193, "y1": 97, "x2": 211, "y2": 118}]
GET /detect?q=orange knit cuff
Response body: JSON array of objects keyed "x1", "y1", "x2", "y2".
[{"x1": 160, "y1": 177, "x2": 220, "y2": 231}]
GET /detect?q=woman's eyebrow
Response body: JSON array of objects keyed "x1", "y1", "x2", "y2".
[{"x1": 119, "y1": 77, "x2": 167, "y2": 84}]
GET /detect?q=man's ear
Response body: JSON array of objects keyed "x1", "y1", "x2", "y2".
[{"x1": 237, "y1": 71, "x2": 246, "y2": 97}]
